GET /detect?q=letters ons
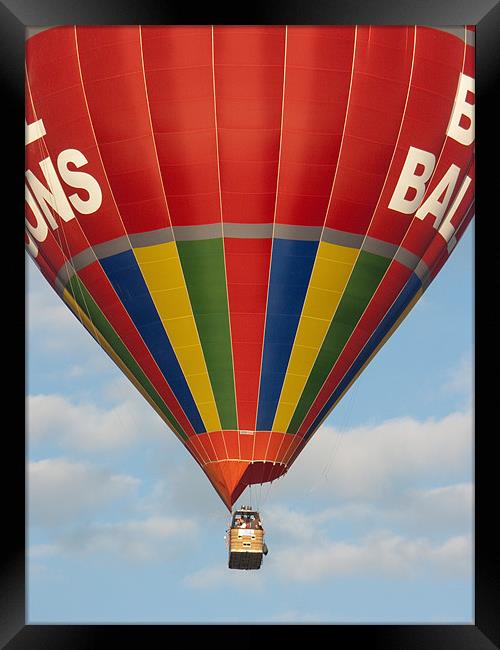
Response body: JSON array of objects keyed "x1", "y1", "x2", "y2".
[{"x1": 25, "y1": 118, "x2": 103, "y2": 256}]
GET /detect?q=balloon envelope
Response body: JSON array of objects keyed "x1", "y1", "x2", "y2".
[{"x1": 25, "y1": 26, "x2": 474, "y2": 509}]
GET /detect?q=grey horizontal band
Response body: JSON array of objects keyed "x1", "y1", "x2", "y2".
[
  {"x1": 322, "y1": 228, "x2": 364, "y2": 249},
  {"x1": 363, "y1": 236, "x2": 398, "y2": 260},
  {"x1": 394, "y1": 246, "x2": 421, "y2": 270},
  {"x1": 174, "y1": 223, "x2": 222, "y2": 240},
  {"x1": 70, "y1": 246, "x2": 98, "y2": 273},
  {"x1": 275, "y1": 223, "x2": 323, "y2": 241},
  {"x1": 224, "y1": 222, "x2": 273, "y2": 239},
  {"x1": 92, "y1": 236, "x2": 131, "y2": 260},
  {"x1": 130, "y1": 228, "x2": 174, "y2": 248},
  {"x1": 53, "y1": 221, "x2": 432, "y2": 288},
  {"x1": 415, "y1": 259, "x2": 431, "y2": 286}
]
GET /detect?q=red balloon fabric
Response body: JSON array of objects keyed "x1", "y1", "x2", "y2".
[{"x1": 25, "y1": 26, "x2": 474, "y2": 508}]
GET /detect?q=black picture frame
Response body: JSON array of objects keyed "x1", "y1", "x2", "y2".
[{"x1": 2, "y1": 0, "x2": 498, "y2": 646}]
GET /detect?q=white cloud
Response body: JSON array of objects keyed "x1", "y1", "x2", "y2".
[
  {"x1": 261, "y1": 504, "x2": 337, "y2": 542},
  {"x1": 273, "y1": 410, "x2": 473, "y2": 502},
  {"x1": 31, "y1": 515, "x2": 199, "y2": 564},
  {"x1": 28, "y1": 543, "x2": 59, "y2": 559},
  {"x1": 145, "y1": 463, "x2": 230, "y2": 517},
  {"x1": 269, "y1": 531, "x2": 472, "y2": 583},
  {"x1": 28, "y1": 455, "x2": 199, "y2": 562},
  {"x1": 400, "y1": 483, "x2": 473, "y2": 533},
  {"x1": 428, "y1": 535, "x2": 472, "y2": 575},
  {"x1": 26, "y1": 281, "x2": 97, "y2": 357},
  {"x1": 26, "y1": 257, "x2": 115, "y2": 377},
  {"x1": 182, "y1": 525, "x2": 472, "y2": 589},
  {"x1": 61, "y1": 515, "x2": 198, "y2": 561},
  {"x1": 262, "y1": 482, "x2": 473, "y2": 547},
  {"x1": 29, "y1": 458, "x2": 140, "y2": 527},
  {"x1": 443, "y1": 353, "x2": 474, "y2": 404},
  {"x1": 27, "y1": 392, "x2": 174, "y2": 452},
  {"x1": 26, "y1": 288, "x2": 73, "y2": 334}
]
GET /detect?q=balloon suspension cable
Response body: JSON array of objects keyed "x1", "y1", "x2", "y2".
[
  {"x1": 307, "y1": 378, "x2": 361, "y2": 495},
  {"x1": 260, "y1": 476, "x2": 274, "y2": 512}
]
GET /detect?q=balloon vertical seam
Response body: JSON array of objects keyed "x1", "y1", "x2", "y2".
[
  {"x1": 255, "y1": 25, "x2": 288, "y2": 442},
  {"x1": 210, "y1": 25, "x2": 239, "y2": 447}
]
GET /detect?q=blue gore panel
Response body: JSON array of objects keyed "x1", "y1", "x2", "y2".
[
  {"x1": 100, "y1": 249, "x2": 206, "y2": 433},
  {"x1": 256, "y1": 238, "x2": 319, "y2": 431},
  {"x1": 303, "y1": 273, "x2": 422, "y2": 442}
]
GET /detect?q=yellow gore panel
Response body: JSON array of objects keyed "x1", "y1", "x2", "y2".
[
  {"x1": 135, "y1": 241, "x2": 221, "y2": 431},
  {"x1": 273, "y1": 241, "x2": 358, "y2": 431}
]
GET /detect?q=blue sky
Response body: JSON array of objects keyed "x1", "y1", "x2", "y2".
[{"x1": 26, "y1": 223, "x2": 474, "y2": 624}]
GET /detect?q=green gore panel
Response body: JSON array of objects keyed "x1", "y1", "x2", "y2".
[{"x1": 176, "y1": 239, "x2": 237, "y2": 429}]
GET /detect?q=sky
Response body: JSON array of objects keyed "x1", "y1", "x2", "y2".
[{"x1": 26, "y1": 222, "x2": 474, "y2": 624}]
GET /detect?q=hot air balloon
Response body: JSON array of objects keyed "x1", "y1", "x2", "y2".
[{"x1": 25, "y1": 25, "x2": 475, "y2": 516}]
